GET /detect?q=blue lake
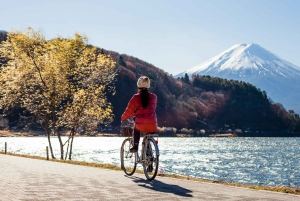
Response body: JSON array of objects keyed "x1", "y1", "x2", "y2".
[{"x1": 1, "y1": 136, "x2": 299, "y2": 188}]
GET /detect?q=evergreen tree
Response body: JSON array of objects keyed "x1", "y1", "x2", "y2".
[
  {"x1": 184, "y1": 73, "x2": 190, "y2": 84},
  {"x1": 118, "y1": 55, "x2": 127, "y2": 67},
  {"x1": 100, "y1": 48, "x2": 105, "y2": 55},
  {"x1": 0, "y1": 31, "x2": 7, "y2": 42}
]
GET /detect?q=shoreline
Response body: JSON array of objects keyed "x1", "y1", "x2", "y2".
[
  {"x1": 1, "y1": 151, "x2": 300, "y2": 195},
  {"x1": 1, "y1": 130, "x2": 300, "y2": 138}
]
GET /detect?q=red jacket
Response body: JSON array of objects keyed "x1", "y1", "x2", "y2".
[{"x1": 121, "y1": 91, "x2": 157, "y2": 132}]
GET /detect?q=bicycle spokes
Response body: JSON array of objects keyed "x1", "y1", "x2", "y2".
[
  {"x1": 143, "y1": 139, "x2": 159, "y2": 180},
  {"x1": 120, "y1": 138, "x2": 137, "y2": 176},
  {"x1": 121, "y1": 135, "x2": 159, "y2": 180}
]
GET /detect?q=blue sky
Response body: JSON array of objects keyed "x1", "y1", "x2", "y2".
[{"x1": 1, "y1": 0, "x2": 300, "y2": 75}]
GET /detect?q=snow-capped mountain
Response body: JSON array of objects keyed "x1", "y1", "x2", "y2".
[{"x1": 176, "y1": 43, "x2": 300, "y2": 114}]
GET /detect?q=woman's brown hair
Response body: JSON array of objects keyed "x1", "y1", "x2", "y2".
[{"x1": 139, "y1": 88, "x2": 148, "y2": 108}]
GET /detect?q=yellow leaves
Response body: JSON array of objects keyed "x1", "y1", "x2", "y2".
[
  {"x1": 0, "y1": 27, "x2": 117, "y2": 134},
  {"x1": 74, "y1": 32, "x2": 88, "y2": 42}
]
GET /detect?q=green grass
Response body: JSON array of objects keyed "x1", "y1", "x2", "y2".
[{"x1": 1, "y1": 151, "x2": 300, "y2": 195}]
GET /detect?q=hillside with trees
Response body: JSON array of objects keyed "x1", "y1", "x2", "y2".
[
  {"x1": 105, "y1": 50, "x2": 300, "y2": 134},
  {"x1": 1, "y1": 30, "x2": 300, "y2": 135}
]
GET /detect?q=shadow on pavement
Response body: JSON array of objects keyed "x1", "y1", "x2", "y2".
[{"x1": 130, "y1": 176, "x2": 193, "y2": 197}]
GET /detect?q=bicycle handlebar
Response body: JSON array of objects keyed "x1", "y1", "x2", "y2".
[
  {"x1": 121, "y1": 117, "x2": 135, "y2": 128},
  {"x1": 127, "y1": 117, "x2": 135, "y2": 124}
]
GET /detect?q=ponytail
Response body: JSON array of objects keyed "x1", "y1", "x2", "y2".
[{"x1": 140, "y1": 88, "x2": 148, "y2": 108}]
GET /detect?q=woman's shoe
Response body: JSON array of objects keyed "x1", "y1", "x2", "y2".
[
  {"x1": 147, "y1": 165, "x2": 153, "y2": 172},
  {"x1": 130, "y1": 144, "x2": 138, "y2": 152}
]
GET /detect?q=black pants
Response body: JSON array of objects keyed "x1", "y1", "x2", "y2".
[
  {"x1": 132, "y1": 128, "x2": 155, "y2": 145},
  {"x1": 133, "y1": 127, "x2": 141, "y2": 145}
]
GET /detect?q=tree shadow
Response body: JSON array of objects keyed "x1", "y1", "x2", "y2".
[{"x1": 128, "y1": 176, "x2": 193, "y2": 197}]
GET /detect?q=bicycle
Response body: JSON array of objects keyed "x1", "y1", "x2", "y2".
[{"x1": 120, "y1": 119, "x2": 159, "y2": 180}]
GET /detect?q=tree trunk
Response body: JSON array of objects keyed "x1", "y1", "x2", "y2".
[
  {"x1": 46, "y1": 128, "x2": 55, "y2": 159},
  {"x1": 65, "y1": 139, "x2": 70, "y2": 160},
  {"x1": 69, "y1": 133, "x2": 75, "y2": 160},
  {"x1": 41, "y1": 115, "x2": 55, "y2": 159},
  {"x1": 57, "y1": 129, "x2": 64, "y2": 160}
]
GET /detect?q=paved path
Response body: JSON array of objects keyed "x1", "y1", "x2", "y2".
[{"x1": 0, "y1": 154, "x2": 299, "y2": 201}]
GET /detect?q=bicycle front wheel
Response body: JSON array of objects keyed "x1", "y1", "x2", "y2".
[
  {"x1": 120, "y1": 138, "x2": 137, "y2": 176},
  {"x1": 143, "y1": 138, "x2": 159, "y2": 180}
]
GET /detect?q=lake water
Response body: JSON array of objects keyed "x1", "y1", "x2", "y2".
[{"x1": 1, "y1": 136, "x2": 299, "y2": 188}]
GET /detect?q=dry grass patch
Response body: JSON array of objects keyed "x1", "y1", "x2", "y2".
[
  {"x1": 159, "y1": 173, "x2": 300, "y2": 195},
  {"x1": 1, "y1": 152, "x2": 300, "y2": 195}
]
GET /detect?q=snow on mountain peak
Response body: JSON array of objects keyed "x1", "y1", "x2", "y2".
[
  {"x1": 175, "y1": 43, "x2": 300, "y2": 113},
  {"x1": 177, "y1": 43, "x2": 300, "y2": 79}
]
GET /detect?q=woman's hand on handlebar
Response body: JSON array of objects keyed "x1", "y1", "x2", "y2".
[{"x1": 128, "y1": 116, "x2": 135, "y2": 123}]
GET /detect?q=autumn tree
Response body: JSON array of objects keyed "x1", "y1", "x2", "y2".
[{"x1": 0, "y1": 28, "x2": 117, "y2": 159}]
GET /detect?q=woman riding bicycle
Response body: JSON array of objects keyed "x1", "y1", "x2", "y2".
[{"x1": 121, "y1": 76, "x2": 157, "y2": 153}]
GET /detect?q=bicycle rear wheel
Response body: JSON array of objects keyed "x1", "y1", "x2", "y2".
[
  {"x1": 143, "y1": 138, "x2": 159, "y2": 180},
  {"x1": 120, "y1": 138, "x2": 137, "y2": 176}
]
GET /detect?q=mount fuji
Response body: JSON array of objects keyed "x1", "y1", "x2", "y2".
[{"x1": 176, "y1": 43, "x2": 300, "y2": 114}]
